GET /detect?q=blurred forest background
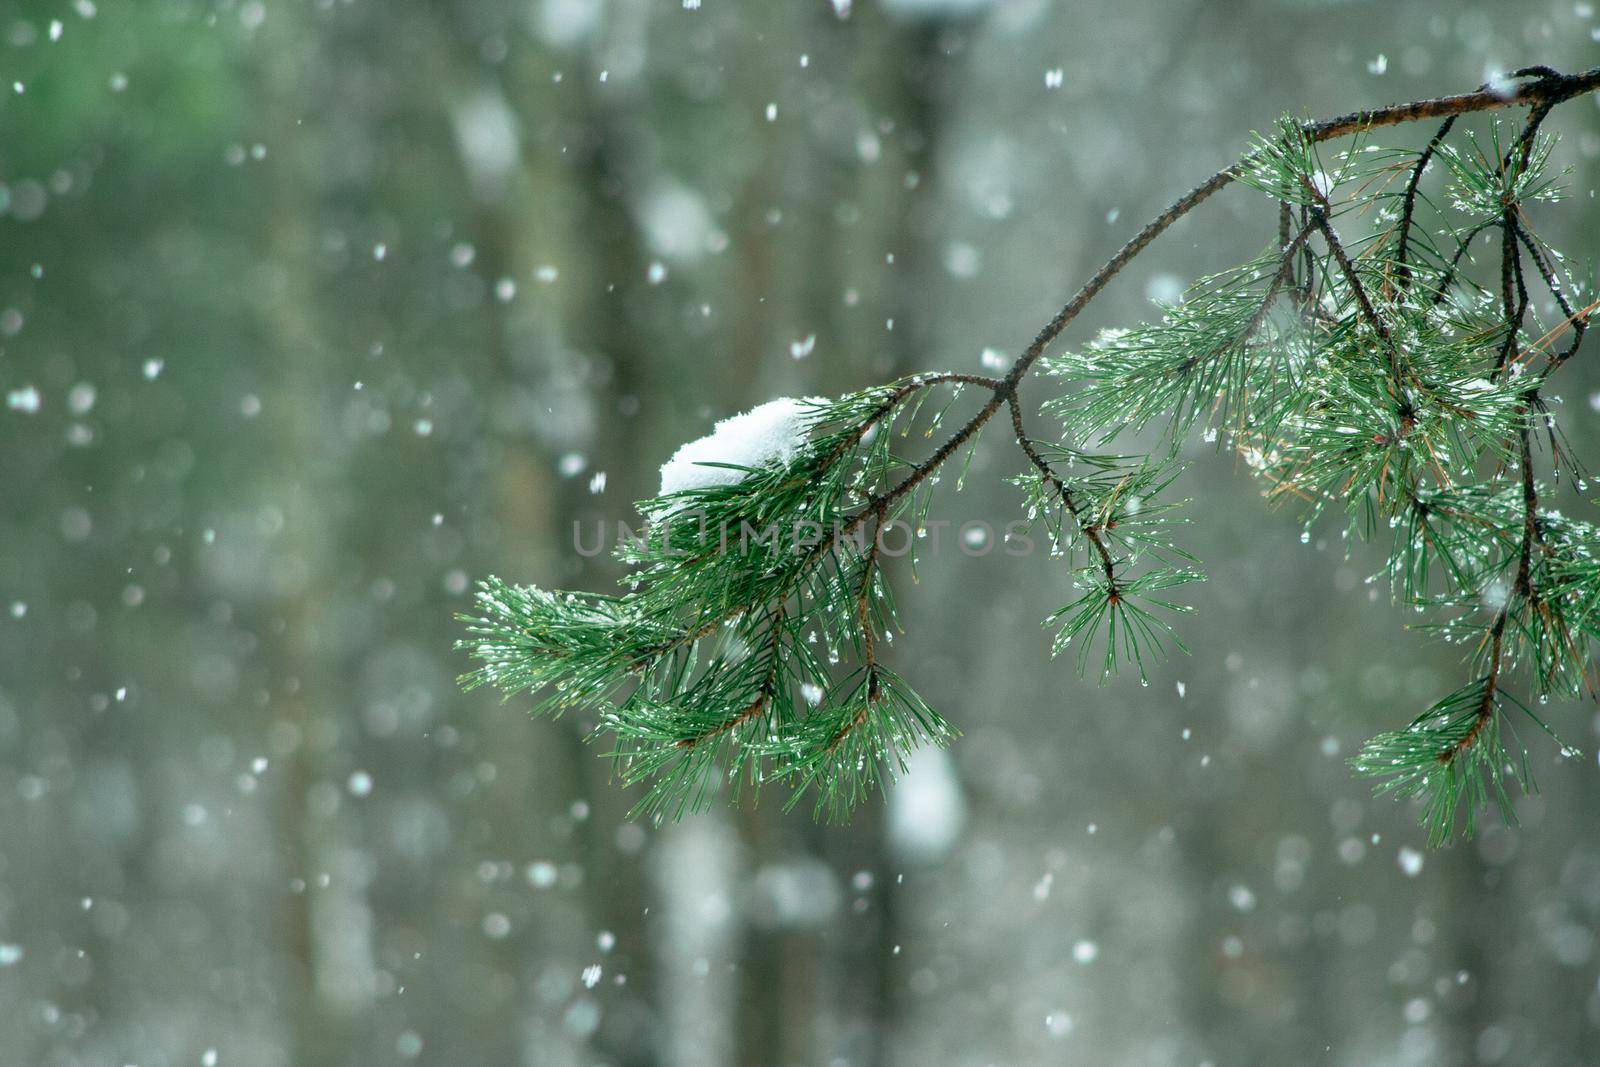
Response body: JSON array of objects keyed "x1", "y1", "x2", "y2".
[{"x1": 2, "y1": 1, "x2": 1599, "y2": 1064}]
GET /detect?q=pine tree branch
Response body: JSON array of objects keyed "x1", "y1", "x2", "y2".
[
  {"x1": 898, "y1": 67, "x2": 1600, "y2": 523},
  {"x1": 1512, "y1": 219, "x2": 1590, "y2": 367},
  {"x1": 1002, "y1": 65, "x2": 1600, "y2": 388},
  {"x1": 1394, "y1": 115, "x2": 1457, "y2": 288},
  {"x1": 1008, "y1": 393, "x2": 1117, "y2": 584},
  {"x1": 464, "y1": 64, "x2": 1600, "y2": 836},
  {"x1": 1312, "y1": 208, "x2": 1401, "y2": 369},
  {"x1": 1514, "y1": 220, "x2": 1575, "y2": 323},
  {"x1": 1245, "y1": 221, "x2": 1317, "y2": 340},
  {"x1": 1440, "y1": 166, "x2": 1547, "y2": 774},
  {"x1": 1451, "y1": 424, "x2": 1536, "y2": 766},
  {"x1": 1430, "y1": 219, "x2": 1496, "y2": 308},
  {"x1": 827, "y1": 520, "x2": 885, "y2": 754},
  {"x1": 1494, "y1": 218, "x2": 1522, "y2": 373},
  {"x1": 625, "y1": 371, "x2": 1004, "y2": 670},
  {"x1": 673, "y1": 608, "x2": 785, "y2": 750}
]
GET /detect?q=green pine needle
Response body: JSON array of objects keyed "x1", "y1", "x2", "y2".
[{"x1": 461, "y1": 99, "x2": 1598, "y2": 845}]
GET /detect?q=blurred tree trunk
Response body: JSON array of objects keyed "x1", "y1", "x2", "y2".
[
  {"x1": 252, "y1": 17, "x2": 370, "y2": 1062},
  {"x1": 724, "y1": 8, "x2": 971, "y2": 1066}
]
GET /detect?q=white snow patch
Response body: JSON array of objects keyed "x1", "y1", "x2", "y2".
[
  {"x1": 944, "y1": 240, "x2": 980, "y2": 278},
  {"x1": 1484, "y1": 67, "x2": 1517, "y2": 99},
  {"x1": 1397, "y1": 846, "x2": 1424, "y2": 877},
  {"x1": 1145, "y1": 273, "x2": 1184, "y2": 305},
  {"x1": 450, "y1": 88, "x2": 521, "y2": 193},
  {"x1": 888, "y1": 746, "x2": 966, "y2": 859},
  {"x1": 535, "y1": 0, "x2": 602, "y2": 48},
  {"x1": 6, "y1": 385, "x2": 40, "y2": 413},
  {"x1": 637, "y1": 179, "x2": 717, "y2": 263},
  {"x1": 658, "y1": 397, "x2": 822, "y2": 498}
]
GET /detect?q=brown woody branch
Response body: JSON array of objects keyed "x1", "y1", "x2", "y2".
[{"x1": 641, "y1": 65, "x2": 1600, "y2": 677}]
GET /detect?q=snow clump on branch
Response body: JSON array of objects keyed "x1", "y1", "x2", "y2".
[{"x1": 657, "y1": 397, "x2": 826, "y2": 498}]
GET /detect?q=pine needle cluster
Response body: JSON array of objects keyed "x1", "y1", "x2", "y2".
[
  {"x1": 461, "y1": 68, "x2": 1600, "y2": 843},
  {"x1": 462, "y1": 378, "x2": 983, "y2": 820},
  {"x1": 1048, "y1": 111, "x2": 1592, "y2": 844}
]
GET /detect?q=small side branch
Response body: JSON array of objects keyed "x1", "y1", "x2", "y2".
[
  {"x1": 1513, "y1": 220, "x2": 1589, "y2": 366},
  {"x1": 1494, "y1": 213, "x2": 1530, "y2": 373},
  {"x1": 1007, "y1": 393, "x2": 1117, "y2": 584},
  {"x1": 1394, "y1": 115, "x2": 1457, "y2": 288},
  {"x1": 827, "y1": 518, "x2": 885, "y2": 752},
  {"x1": 1311, "y1": 209, "x2": 1410, "y2": 405},
  {"x1": 1444, "y1": 422, "x2": 1537, "y2": 766},
  {"x1": 675, "y1": 608, "x2": 786, "y2": 749}
]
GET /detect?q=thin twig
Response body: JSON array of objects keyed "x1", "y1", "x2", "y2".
[
  {"x1": 1394, "y1": 115, "x2": 1457, "y2": 289},
  {"x1": 1430, "y1": 220, "x2": 1495, "y2": 308},
  {"x1": 1445, "y1": 416, "x2": 1538, "y2": 765},
  {"x1": 1245, "y1": 221, "x2": 1318, "y2": 339},
  {"x1": 675, "y1": 608, "x2": 786, "y2": 749},
  {"x1": 1007, "y1": 393, "x2": 1117, "y2": 584},
  {"x1": 905, "y1": 68, "x2": 1600, "y2": 521},
  {"x1": 638, "y1": 66, "x2": 1600, "y2": 673},
  {"x1": 827, "y1": 513, "x2": 885, "y2": 753},
  {"x1": 1311, "y1": 208, "x2": 1411, "y2": 405},
  {"x1": 1513, "y1": 219, "x2": 1589, "y2": 366}
]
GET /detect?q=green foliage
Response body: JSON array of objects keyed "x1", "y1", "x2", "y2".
[
  {"x1": 772, "y1": 666, "x2": 958, "y2": 821},
  {"x1": 461, "y1": 377, "x2": 973, "y2": 821},
  {"x1": 1011, "y1": 451, "x2": 1201, "y2": 681},
  {"x1": 1436, "y1": 125, "x2": 1565, "y2": 224},
  {"x1": 1045, "y1": 113, "x2": 1591, "y2": 844},
  {"x1": 1050, "y1": 248, "x2": 1310, "y2": 443},
  {"x1": 1347, "y1": 677, "x2": 1542, "y2": 847},
  {"x1": 1045, "y1": 568, "x2": 1199, "y2": 682},
  {"x1": 462, "y1": 101, "x2": 1595, "y2": 844}
]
